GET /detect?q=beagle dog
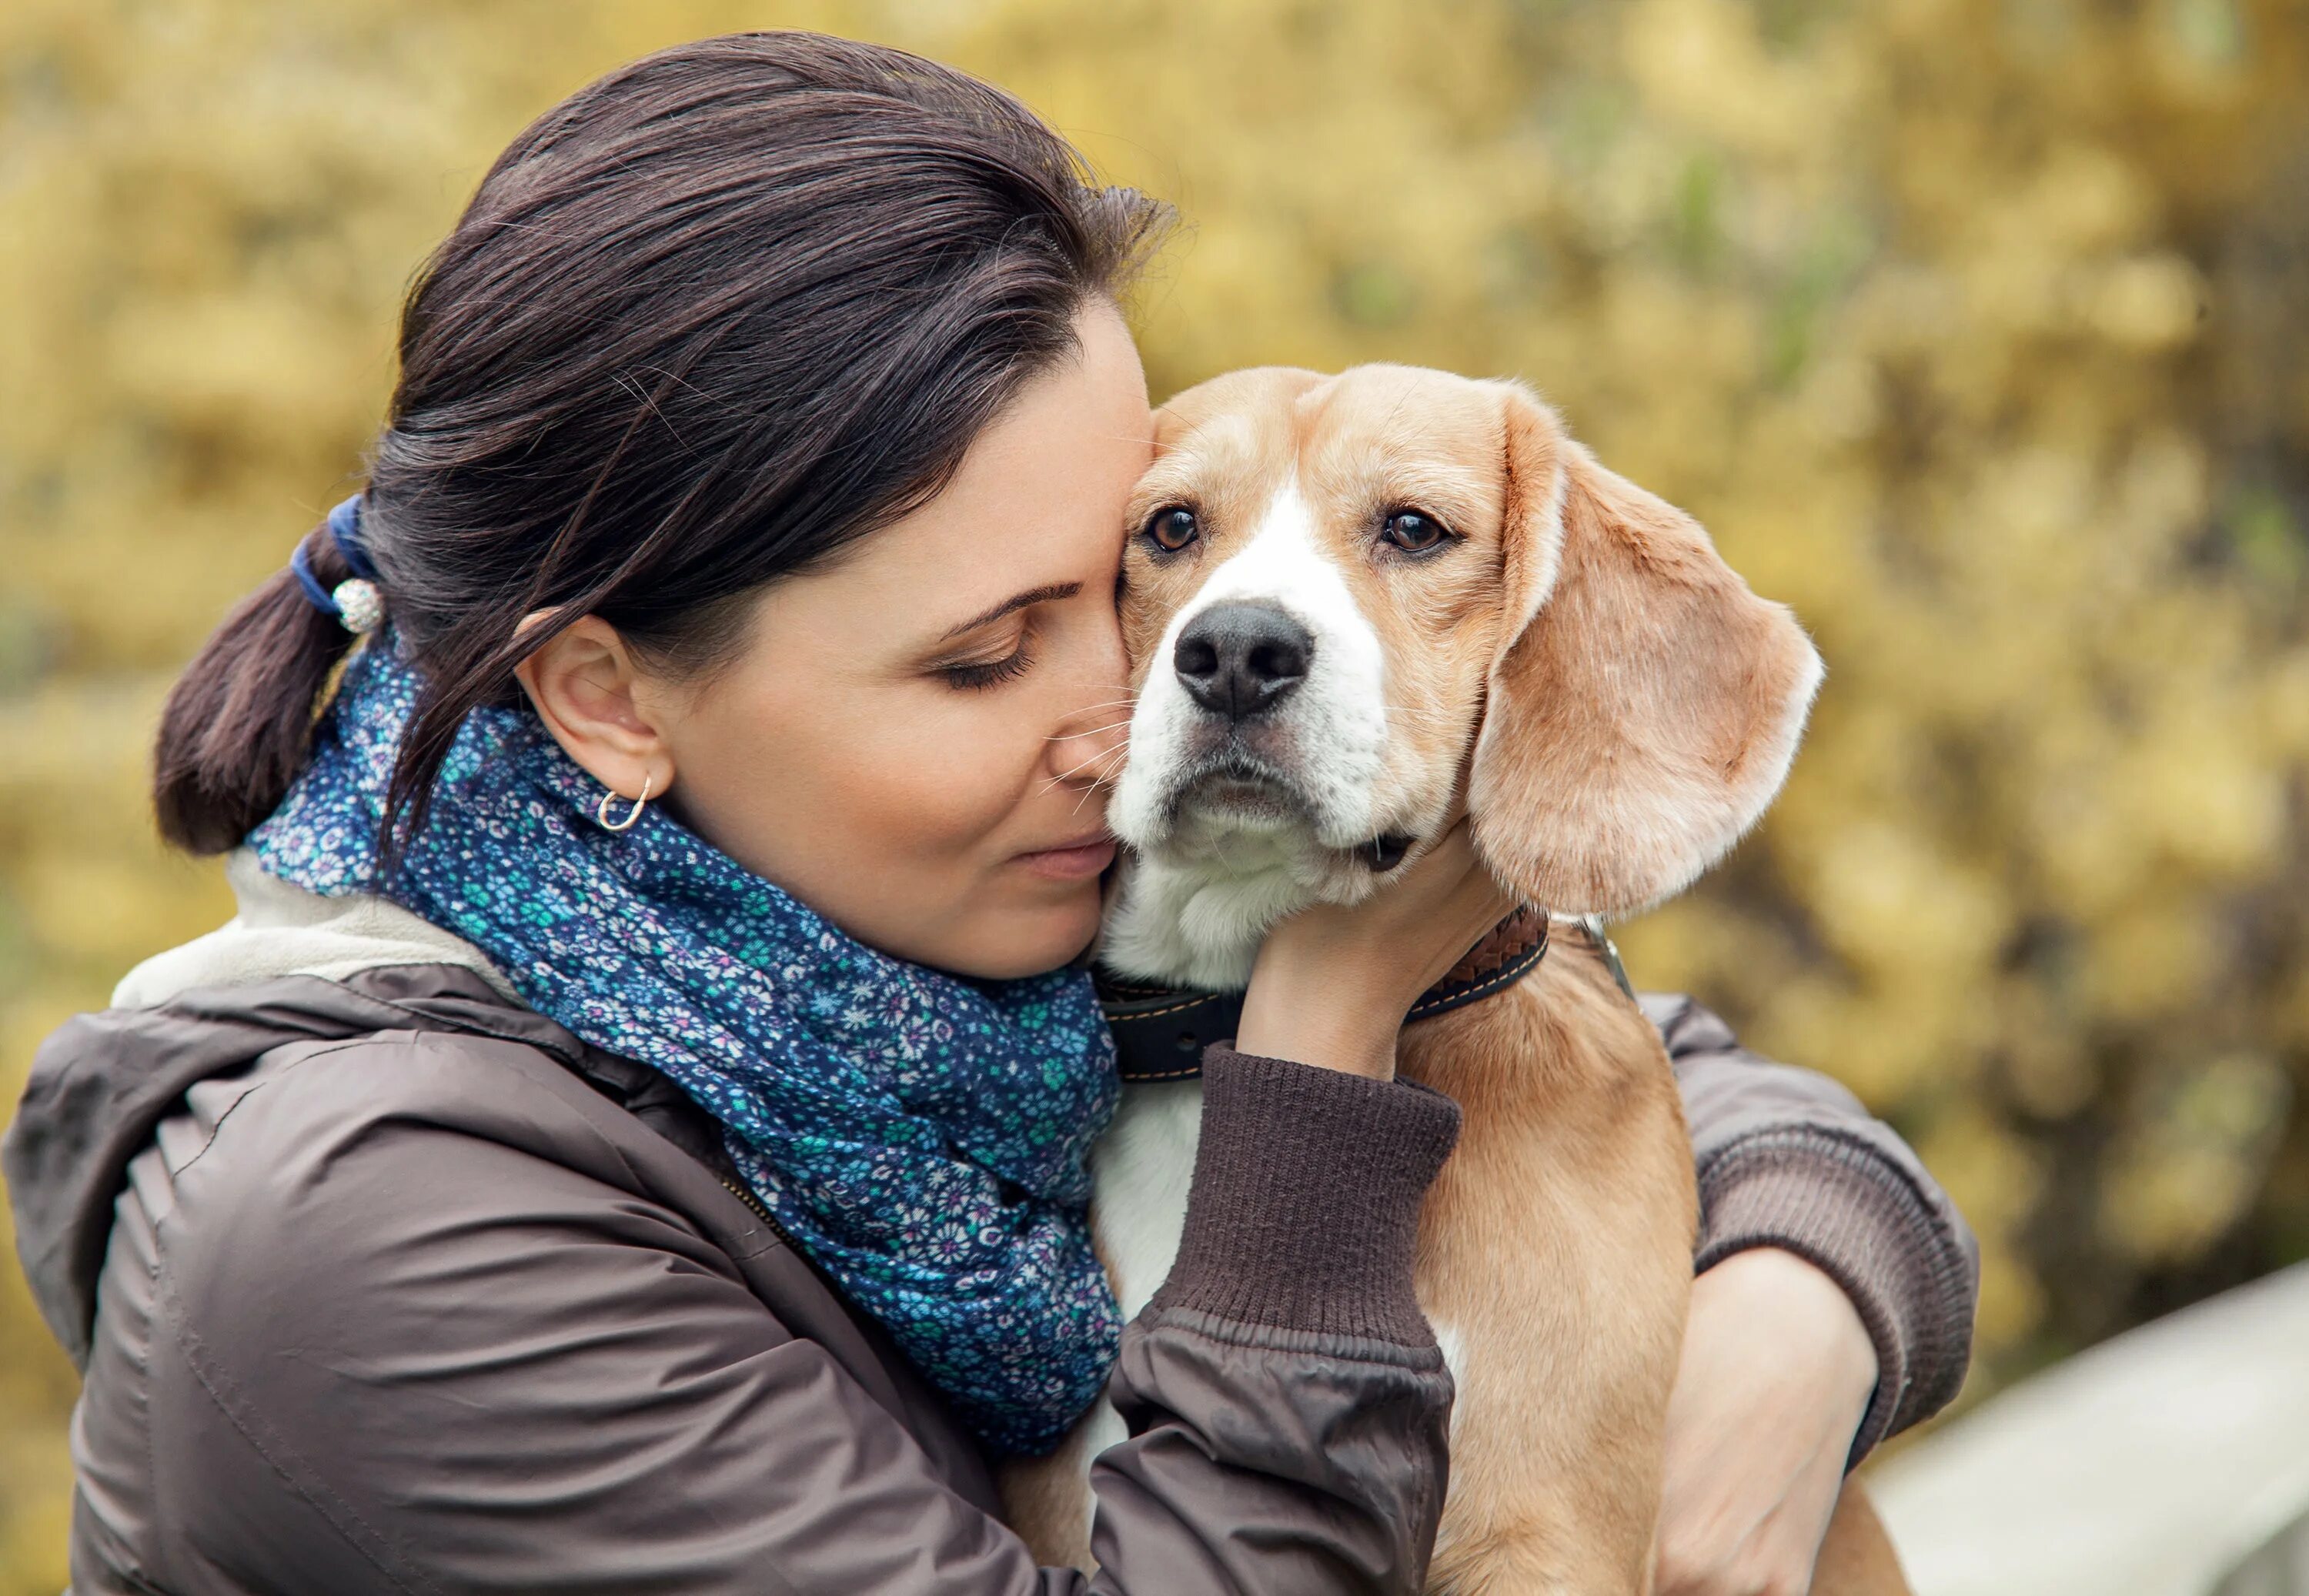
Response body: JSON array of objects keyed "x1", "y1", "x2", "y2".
[{"x1": 1006, "y1": 365, "x2": 1907, "y2": 1594}]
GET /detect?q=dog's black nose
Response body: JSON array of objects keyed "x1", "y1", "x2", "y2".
[{"x1": 1174, "y1": 602, "x2": 1313, "y2": 720}]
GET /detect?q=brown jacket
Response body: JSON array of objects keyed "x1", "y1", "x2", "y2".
[{"x1": 5, "y1": 890, "x2": 1975, "y2": 1595}]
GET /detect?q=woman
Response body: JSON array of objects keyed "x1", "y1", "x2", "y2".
[{"x1": 3, "y1": 32, "x2": 1974, "y2": 1595}]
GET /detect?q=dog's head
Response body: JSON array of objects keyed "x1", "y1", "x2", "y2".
[{"x1": 1105, "y1": 364, "x2": 1821, "y2": 963}]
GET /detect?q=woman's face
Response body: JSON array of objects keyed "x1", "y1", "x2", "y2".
[{"x1": 520, "y1": 301, "x2": 1152, "y2": 979}]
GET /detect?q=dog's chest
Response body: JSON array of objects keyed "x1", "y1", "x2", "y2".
[{"x1": 1089, "y1": 1080, "x2": 1204, "y2": 1319}]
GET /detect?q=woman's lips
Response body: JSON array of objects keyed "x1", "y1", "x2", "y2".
[{"x1": 1016, "y1": 833, "x2": 1118, "y2": 882}]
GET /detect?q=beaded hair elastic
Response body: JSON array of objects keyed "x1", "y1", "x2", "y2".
[{"x1": 290, "y1": 495, "x2": 386, "y2": 635}]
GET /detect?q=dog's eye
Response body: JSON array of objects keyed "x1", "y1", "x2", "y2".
[
  {"x1": 1382, "y1": 510, "x2": 1449, "y2": 553},
  {"x1": 1144, "y1": 507, "x2": 1201, "y2": 554}
]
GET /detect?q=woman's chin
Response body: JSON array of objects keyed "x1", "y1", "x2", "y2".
[{"x1": 922, "y1": 887, "x2": 1104, "y2": 982}]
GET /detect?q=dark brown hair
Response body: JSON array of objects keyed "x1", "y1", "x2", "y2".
[{"x1": 155, "y1": 32, "x2": 1169, "y2": 856}]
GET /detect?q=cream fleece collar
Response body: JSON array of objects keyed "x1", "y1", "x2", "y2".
[{"x1": 112, "y1": 846, "x2": 519, "y2": 1010}]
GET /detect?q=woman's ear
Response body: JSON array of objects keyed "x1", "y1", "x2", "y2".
[
  {"x1": 1467, "y1": 382, "x2": 1824, "y2": 917},
  {"x1": 511, "y1": 613, "x2": 676, "y2": 804}
]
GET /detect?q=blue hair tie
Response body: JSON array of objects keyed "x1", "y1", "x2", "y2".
[{"x1": 291, "y1": 495, "x2": 385, "y2": 633}]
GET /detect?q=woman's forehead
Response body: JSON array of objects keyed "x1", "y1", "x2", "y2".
[{"x1": 750, "y1": 312, "x2": 1152, "y2": 649}]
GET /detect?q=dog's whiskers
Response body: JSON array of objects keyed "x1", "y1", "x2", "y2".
[
  {"x1": 1068, "y1": 751, "x2": 1127, "y2": 818},
  {"x1": 1048, "y1": 720, "x2": 1136, "y2": 743},
  {"x1": 1040, "y1": 742, "x2": 1129, "y2": 796},
  {"x1": 1058, "y1": 696, "x2": 1139, "y2": 720}
]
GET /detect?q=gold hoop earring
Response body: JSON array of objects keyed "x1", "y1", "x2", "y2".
[{"x1": 596, "y1": 773, "x2": 653, "y2": 833}]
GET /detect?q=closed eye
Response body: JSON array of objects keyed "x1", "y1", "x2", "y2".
[
  {"x1": 938, "y1": 637, "x2": 1035, "y2": 690},
  {"x1": 924, "y1": 580, "x2": 1078, "y2": 691}
]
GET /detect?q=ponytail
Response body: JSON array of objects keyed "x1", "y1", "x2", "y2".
[{"x1": 152, "y1": 521, "x2": 362, "y2": 856}]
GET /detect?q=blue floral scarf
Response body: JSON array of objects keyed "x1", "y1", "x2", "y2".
[{"x1": 249, "y1": 628, "x2": 1121, "y2": 1455}]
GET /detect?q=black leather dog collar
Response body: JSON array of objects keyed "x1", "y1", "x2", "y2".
[{"x1": 1097, "y1": 904, "x2": 1561, "y2": 1083}]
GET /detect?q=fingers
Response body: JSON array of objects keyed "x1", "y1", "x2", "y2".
[
  {"x1": 1656, "y1": 1487, "x2": 1840, "y2": 1596},
  {"x1": 1238, "y1": 819, "x2": 1520, "y2": 1076},
  {"x1": 1652, "y1": 1250, "x2": 1869, "y2": 1596},
  {"x1": 1655, "y1": 1465, "x2": 1827, "y2": 1596},
  {"x1": 1398, "y1": 821, "x2": 1521, "y2": 984},
  {"x1": 1404, "y1": 820, "x2": 1514, "y2": 913},
  {"x1": 1395, "y1": 818, "x2": 1489, "y2": 906}
]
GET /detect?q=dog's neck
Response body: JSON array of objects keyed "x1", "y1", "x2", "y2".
[{"x1": 1101, "y1": 830, "x2": 1374, "y2": 991}]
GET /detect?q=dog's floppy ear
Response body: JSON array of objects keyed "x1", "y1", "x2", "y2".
[{"x1": 1468, "y1": 382, "x2": 1823, "y2": 917}]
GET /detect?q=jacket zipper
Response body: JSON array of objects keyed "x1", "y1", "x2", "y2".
[
  {"x1": 716, "y1": 1174, "x2": 803, "y2": 1250},
  {"x1": 713, "y1": 1175, "x2": 872, "y2": 1314}
]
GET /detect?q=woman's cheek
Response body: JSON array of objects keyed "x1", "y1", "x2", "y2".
[
  {"x1": 773, "y1": 688, "x2": 1036, "y2": 878},
  {"x1": 795, "y1": 703, "x2": 1071, "y2": 971},
  {"x1": 852, "y1": 711, "x2": 1024, "y2": 863},
  {"x1": 667, "y1": 666, "x2": 1081, "y2": 972}
]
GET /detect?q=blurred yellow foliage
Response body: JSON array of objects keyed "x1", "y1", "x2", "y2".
[{"x1": 3, "y1": 0, "x2": 2307, "y2": 1584}]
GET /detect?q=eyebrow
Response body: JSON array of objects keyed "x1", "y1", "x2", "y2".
[{"x1": 934, "y1": 582, "x2": 1082, "y2": 643}]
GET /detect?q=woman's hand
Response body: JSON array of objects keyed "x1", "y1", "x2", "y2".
[
  {"x1": 1653, "y1": 1247, "x2": 1880, "y2": 1596},
  {"x1": 1235, "y1": 819, "x2": 1517, "y2": 1080}
]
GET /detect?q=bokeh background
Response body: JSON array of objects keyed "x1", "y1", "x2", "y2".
[{"x1": 3, "y1": 0, "x2": 2306, "y2": 1586}]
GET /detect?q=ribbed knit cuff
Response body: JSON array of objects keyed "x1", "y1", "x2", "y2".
[
  {"x1": 1695, "y1": 1130, "x2": 1977, "y2": 1469},
  {"x1": 1150, "y1": 1044, "x2": 1462, "y2": 1349}
]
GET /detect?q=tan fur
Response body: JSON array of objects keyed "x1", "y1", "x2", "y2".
[
  {"x1": 1814, "y1": 1489, "x2": 1910, "y2": 1591},
  {"x1": 997, "y1": 1419, "x2": 1099, "y2": 1573},
  {"x1": 1012, "y1": 365, "x2": 1900, "y2": 1594},
  {"x1": 1404, "y1": 932, "x2": 1696, "y2": 1592}
]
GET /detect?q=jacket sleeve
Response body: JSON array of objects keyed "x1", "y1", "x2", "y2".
[
  {"x1": 130, "y1": 1034, "x2": 1455, "y2": 1596},
  {"x1": 1091, "y1": 1047, "x2": 1459, "y2": 1591},
  {"x1": 1642, "y1": 991, "x2": 1980, "y2": 1461}
]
